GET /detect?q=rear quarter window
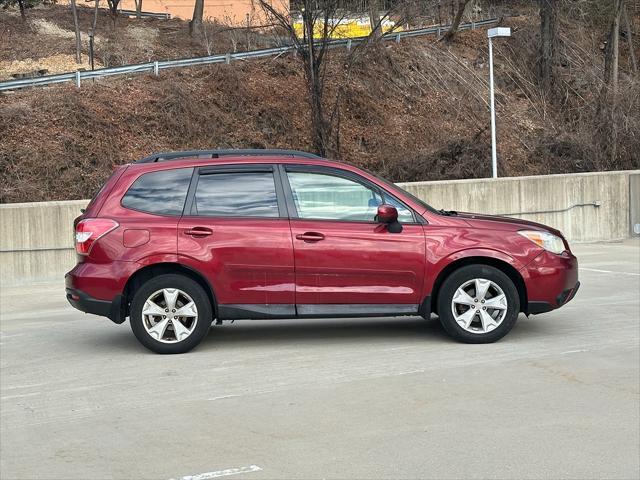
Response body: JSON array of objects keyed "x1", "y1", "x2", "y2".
[{"x1": 122, "y1": 168, "x2": 193, "y2": 215}]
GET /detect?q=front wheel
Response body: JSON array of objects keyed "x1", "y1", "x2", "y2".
[
  {"x1": 437, "y1": 265, "x2": 520, "y2": 343},
  {"x1": 129, "y1": 274, "x2": 213, "y2": 354}
]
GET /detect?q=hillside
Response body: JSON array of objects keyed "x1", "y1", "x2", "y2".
[{"x1": 1, "y1": 4, "x2": 639, "y2": 203}]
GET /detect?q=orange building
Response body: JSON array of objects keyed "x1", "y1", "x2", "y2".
[{"x1": 117, "y1": 0, "x2": 289, "y2": 25}]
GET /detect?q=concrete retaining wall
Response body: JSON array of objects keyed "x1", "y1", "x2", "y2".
[
  {"x1": 0, "y1": 200, "x2": 88, "y2": 285},
  {"x1": 1, "y1": 170, "x2": 638, "y2": 285},
  {"x1": 398, "y1": 170, "x2": 638, "y2": 243}
]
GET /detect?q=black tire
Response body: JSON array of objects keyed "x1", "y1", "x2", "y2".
[
  {"x1": 437, "y1": 265, "x2": 520, "y2": 344},
  {"x1": 129, "y1": 274, "x2": 213, "y2": 354}
]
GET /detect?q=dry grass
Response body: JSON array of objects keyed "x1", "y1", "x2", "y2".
[
  {"x1": 0, "y1": 54, "x2": 104, "y2": 80},
  {"x1": 126, "y1": 25, "x2": 158, "y2": 48}
]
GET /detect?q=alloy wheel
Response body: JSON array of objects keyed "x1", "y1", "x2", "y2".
[
  {"x1": 141, "y1": 288, "x2": 198, "y2": 343},
  {"x1": 451, "y1": 278, "x2": 508, "y2": 334}
]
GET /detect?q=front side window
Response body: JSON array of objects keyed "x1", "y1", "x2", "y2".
[
  {"x1": 286, "y1": 171, "x2": 379, "y2": 222},
  {"x1": 122, "y1": 168, "x2": 193, "y2": 215},
  {"x1": 378, "y1": 194, "x2": 415, "y2": 223},
  {"x1": 287, "y1": 171, "x2": 415, "y2": 222},
  {"x1": 193, "y1": 172, "x2": 279, "y2": 217}
]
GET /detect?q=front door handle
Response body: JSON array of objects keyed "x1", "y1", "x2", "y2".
[
  {"x1": 184, "y1": 227, "x2": 213, "y2": 238},
  {"x1": 296, "y1": 232, "x2": 325, "y2": 242}
]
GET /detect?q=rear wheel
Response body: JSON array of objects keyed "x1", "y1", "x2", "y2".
[
  {"x1": 437, "y1": 265, "x2": 520, "y2": 343},
  {"x1": 130, "y1": 274, "x2": 212, "y2": 354}
]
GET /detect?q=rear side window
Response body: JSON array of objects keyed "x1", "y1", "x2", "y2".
[
  {"x1": 193, "y1": 172, "x2": 279, "y2": 217},
  {"x1": 122, "y1": 168, "x2": 193, "y2": 215}
]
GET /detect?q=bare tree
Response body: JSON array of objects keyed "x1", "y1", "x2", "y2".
[
  {"x1": 368, "y1": 0, "x2": 382, "y2": 39},
  {"x1": 92, "y1": 0, "x2": 99, "y2": 32},
  {"x1": 538, "y1": 0, "x2": 558, "y2": 94},
  {"x1": 257, "y1": 0, "x2": 348, "y2": 156},
  {"x1": 601, "y1": 0, "x2": 625, "y2": 163},
  {"x1": 70, "y1": 0, "x2": 82, "y2": 64},
  {"x1": 106, "y1": 0, "x2": 120, "y2": 25},
  {"x1": 190, "y1": 0, "x2": 204, "y2": 36},
  {"x1": 441, "y1": 0, "x2": 471, "y2": 42},
  {"x1": 604, "y1": 0, "x2": 625, "y2": 89},
  {"x1": 88, "y1": 0, "x2": 100, "y2": 70},
  {"x1": 622, "y1": 4, "x2": 637, "y2": 73}
]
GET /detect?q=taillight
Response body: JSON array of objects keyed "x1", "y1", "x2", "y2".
[{"x1": 75, "y1": 218, "x2": 119, "y2": 255}]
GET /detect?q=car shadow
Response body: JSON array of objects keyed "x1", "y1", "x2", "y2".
[
  {"x1": 81, "y1": 314, "x2": 558, "y2": 354},
  {"x1": 198, "y1": 316, "x2": 451, "y2": 351}
]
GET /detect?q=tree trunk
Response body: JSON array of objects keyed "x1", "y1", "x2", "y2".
[
  {"x1": 441, "y1": 0, "x2": 470, "y2": 42},
  {"x1": 92, "y1": 0, "x2": 99, "y2": 33},
  {"x1": 539, "y1": 0, "x2": 558, "y2": 94},
  {"x1": 70, "y1": 0, "x2": 82, "y2": 64},
  {"x1": 623, "y1": 6, "x2": 637, "y2": 73},
  {"x1": 368, "y1": 0, "x2": 382, "y2": 39},
  {"x1": 604, "y1": 0, "x2": 623, "y2": 90},
  {"x1": 603, "y1": 0, "x2": 624, "y2": 164},
  {"x1": 303, "y1": 8, "x2": 326, "y2": 156},
  {"x1": 107, "y1": 0, "x2": 119, "y2": 27},
  {"x1": 134, "y1": 0, "x2": 142, "y2": 18},
  {"x1": 190, "y1": 0, "x2": 204, "y2": 36},
  {"x1": 89, "y1": 0, "x2": 99, "y2": 70},
  {"x1": 17, "y1": 0, "x2": 26, "y2": 21}
]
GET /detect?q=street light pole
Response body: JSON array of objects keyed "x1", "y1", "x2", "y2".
[
  {"x1": 488, "y1": 36, "x2": 497, "y2": 178},
  {"x1": 486, "y1": 27, "x2": 511, "y2": 179}
]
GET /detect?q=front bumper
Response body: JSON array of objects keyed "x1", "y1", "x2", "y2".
[
  {"x1": 521, "y1": 249, "x2": 580, "y2": 315},
  {"x1": 65, "y1": 286, "x2": 126, "y2": 324},
  {"x1": 528, "y1": 281, "x2": 580, "y2": 314}
]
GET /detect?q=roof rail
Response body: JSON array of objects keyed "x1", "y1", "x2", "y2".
[{"x1": 136, "y1": 149, "x2": 321, "y2": 163}]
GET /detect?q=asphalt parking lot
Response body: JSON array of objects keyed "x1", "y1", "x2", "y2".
[{"x1": 1, "y1": 240, "x2": 639, "y2": 480}]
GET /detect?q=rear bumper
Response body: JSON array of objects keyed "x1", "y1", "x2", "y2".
[
  {"x1": 65, "y1": 260, "x2": 135, "y2": 323},
  {"x1": 522, "y1": 250, "x2": 580, "y2": 315},
  {"x1": 65, "y1": 287, "x2": 126, "y2": 324}
]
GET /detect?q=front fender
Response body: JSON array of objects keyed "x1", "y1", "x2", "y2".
[{"x1": 424, "y1": 247, "x2": 524, "y2": 296}]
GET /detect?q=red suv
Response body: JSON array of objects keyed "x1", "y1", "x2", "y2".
[{"x1": 65, "y1": 149, "x2": 579, "y2": 354}]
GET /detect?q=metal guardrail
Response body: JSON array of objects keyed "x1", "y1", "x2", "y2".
[
  {"x1": 96, "y1": 6, "x2": 171, "y2": 19},
  {"x1": 117, "y1": 9, "x2": 171, "y2": 19},
  {"x1": 0, "y1": 18, "x2": 500, "y2": 92}
]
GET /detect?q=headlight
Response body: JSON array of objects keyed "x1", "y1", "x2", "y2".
[{"x1": 518, "y1": 230, "x2": 565, "y2": 254}]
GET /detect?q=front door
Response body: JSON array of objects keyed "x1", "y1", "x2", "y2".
[
  {"x1": 282, "y1": 166, "x2": 426, "y2": 316},
  {"x1": 177, "y1": 165, "x2": 295, "y2": 319}
]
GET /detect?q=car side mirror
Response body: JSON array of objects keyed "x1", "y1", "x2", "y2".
[
  {"x1": 376, "y1": 204, "x2": 402, "y2": 233},
  {"x1": 377, "y1": 204, "x2": 398, "y2": 223}
]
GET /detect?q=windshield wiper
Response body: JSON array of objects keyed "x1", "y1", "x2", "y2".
[{"x1": 438, "y1": 209, "x2": 458, "y2": 216}]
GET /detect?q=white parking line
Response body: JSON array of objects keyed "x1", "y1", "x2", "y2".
[
  {"x1": 208, "y1": 394, "x2": 242, "y2": 401},
  {"x1": 1, "y1": 392, "x2": 42, "y2": 401},
  {"x1": 172, "y1": 465, "x2": 262, "y2": 480},
  {"x1": 580, "y1": 267, "x2": 640, "y2": 276}
]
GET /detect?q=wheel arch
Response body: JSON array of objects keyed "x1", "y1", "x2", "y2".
[
  {"x1": 123, "y1": 263, "x2": 217, "y2": 318},
  {"x1": 430, "y1": 256, "x2": 528, "y2": 315}
]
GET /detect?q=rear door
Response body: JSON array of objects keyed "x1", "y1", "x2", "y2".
[
  {"x1": 177, "y1": 164, "x2": 295, "y2": 319},
  {"x1": 282, "y1": 165, "x2": 427, "y2": 316}
]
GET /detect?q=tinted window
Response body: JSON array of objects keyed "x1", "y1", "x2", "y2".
[
  {"x1": 194, "y1": 172, "x2": 279, "y2": 217},
  {"x1": 122, "y1": 168, "x2": 193, "y2": 215}
]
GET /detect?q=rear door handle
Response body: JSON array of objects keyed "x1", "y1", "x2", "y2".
[
  {"x1": 296, "y1": 232, "x2": 325, "y2": 242},
  {"x1": 184, "y1": 227, "x2": 213, "y2": 238}
]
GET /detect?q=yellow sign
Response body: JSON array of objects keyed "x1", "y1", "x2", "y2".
[{"x1": 292, "y1": 17, "x2": 401, "y2": 39}]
